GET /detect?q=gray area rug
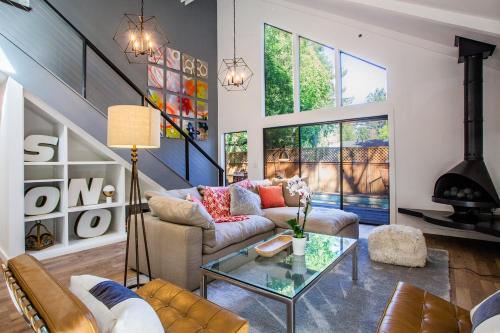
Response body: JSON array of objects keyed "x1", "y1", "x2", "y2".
[{"x1": 203, "y1": 239, "x2": 450, "y2": 333}]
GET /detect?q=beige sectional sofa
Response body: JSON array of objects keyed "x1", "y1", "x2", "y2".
[{"x1": 129, "y1": 182, "x2": 359, "y2": 291}]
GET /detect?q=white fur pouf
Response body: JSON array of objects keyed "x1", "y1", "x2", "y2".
[{"x1": 368, "y1": 225, "x2": 427, "y2": 267}]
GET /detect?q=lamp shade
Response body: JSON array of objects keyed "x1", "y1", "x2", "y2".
[{"x1": 107, "y1": 105, "x2": 160, "y2": 149}]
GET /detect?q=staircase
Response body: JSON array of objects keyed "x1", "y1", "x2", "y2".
[{"x1": 0, "y1": 0, "x2": 224, "y2": 189}]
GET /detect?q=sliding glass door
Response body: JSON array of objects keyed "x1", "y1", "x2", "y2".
[
  {"x1": 263, "y1": 126, "x2": 299, "y2": 180},
  {"x1": 341, "y1": 119, "x2": 390, "y2": 224},
  {"x1": 300, "y1": 123, "x2": 341, "y2": 209},
  {"x1": 263, "y1": 116, "x2": 389, "y2": 225}
]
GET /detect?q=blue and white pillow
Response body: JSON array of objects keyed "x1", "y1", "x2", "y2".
[
  {"x1": 470, "y1": 290, "x2": 500, "y2": 333},
  {"x1": 70, "y1": 275, "x2": 163, "y2": 333}
]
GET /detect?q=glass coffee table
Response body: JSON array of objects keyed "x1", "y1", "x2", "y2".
[{"x1": 200, "y1": 232, "x2": 358, "y2": 333}]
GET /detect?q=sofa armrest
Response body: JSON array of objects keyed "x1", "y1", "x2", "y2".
[{"x1": 128, "y1": 213, "x2": 203, "y2": 291}]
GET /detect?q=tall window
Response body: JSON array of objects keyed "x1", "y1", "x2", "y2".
[
  {"x1": 341, "y1": 52, "x2": 387, "y2": 106},
  {"x1": 299, "y1": 37, "x2": 336, "y2": 111},
  {"x1": 224, "y1": 132, "x2": 248, "y2": 184},
  {"x1": 264, "y1": 24, "x2": 293, "y2": 116}
]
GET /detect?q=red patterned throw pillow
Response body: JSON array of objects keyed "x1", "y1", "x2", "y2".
[{"x1": 202, "y1": 187, "x2": 248, "y2": 223}]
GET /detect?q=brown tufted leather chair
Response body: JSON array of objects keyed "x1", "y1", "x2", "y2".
[
  {"x1": 376, "y1": 282, "x2": 472, "y2": 333},
  {"x1": 137, "y1": 279, "x2": 248, "y2": 333},
  {"x1": 2, "y1": 254, "x2": 248, "y2": 333}
]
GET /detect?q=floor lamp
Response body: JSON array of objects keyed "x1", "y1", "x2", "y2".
[{"x1": 107, "y1": 105, "x2": 160, "y2": 289}]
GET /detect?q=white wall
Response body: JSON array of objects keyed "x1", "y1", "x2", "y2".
[
  {"x1": 217, "y1": 0, "x2": 500, "y2": 240},
  {"x1": 0, "y1": 77, "x2": 25, "y2": 260}
]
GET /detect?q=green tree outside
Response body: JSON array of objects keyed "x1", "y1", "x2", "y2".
[
  {"x1": 366, "y1": 88, "x2": 387, "y2": 103},
  {"x1": 265, "y1": 25, "x2": 294, "y2": 116},
  {"x1": 299, "y1": 37, "x2": 335, "y2": 111},
  {"x1": 225, "y1": 132, "x2": 248, "y2": 153}
]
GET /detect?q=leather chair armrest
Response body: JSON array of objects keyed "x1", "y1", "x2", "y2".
[{"x1": 376, "y1": 282, "x2": 471, "y2": 333}]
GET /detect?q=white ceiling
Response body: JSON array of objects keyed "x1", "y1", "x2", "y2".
[
  {"x1": 397, "y1": 0, "x2": 500, "y2": 21},
  {"x1": 283, "y1": 0, "x2": 500, "y2": 64}
]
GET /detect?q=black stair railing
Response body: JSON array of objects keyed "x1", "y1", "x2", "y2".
[{"x1": 41, "y1": 0, "x2": 224, "y2": 186}]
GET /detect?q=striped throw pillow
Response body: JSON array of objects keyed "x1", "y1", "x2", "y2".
[{"x1": 470, "y1": 291, "x2": 500, "y2": 333}]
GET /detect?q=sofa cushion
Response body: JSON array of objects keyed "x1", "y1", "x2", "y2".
[
  {"x1": 202, "y1": 215, "x2": 275, "y2": 254},
  {"x1": 470, "y1": 290, "x2": 500, "y2": 333},
  {"x1": 247, "y1": 179, "x2": 272, "y2": 193},
  {"x1": 229, "y1": 185, "x2": 262, "y2": 216},
  {"x1": 263, "y1": 206, "x2": 359, "y2": 236},
  {"x1": 272, "y1": 178, "x2": 301, "y2": 207},
  {"x1": 259, "y1": 185, "x2": 286, "y2": 209},
  {"x1": 70, "y1": 275, "x2": 163, "y2": 333},
  {"x1": 202, "y1": 186, "x2": 231, "y2": 218},
  {"x1": 149, "y1": 196, "x2": 214, "y2": 230},
  {"x1": 144, "y1": 187, "x2": 202, "y2": 217},
  {"x1": 145, "y1": 187, "x2": 202, "y2": 201}
]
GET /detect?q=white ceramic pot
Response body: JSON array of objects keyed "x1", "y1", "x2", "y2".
[{"x1": 292, "y1": 237, "x2": 307, "y2": 256}]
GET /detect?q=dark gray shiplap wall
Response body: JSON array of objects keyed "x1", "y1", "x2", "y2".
[{"x1": 0, "y1": 0, "x2": 219, "y2": 186}]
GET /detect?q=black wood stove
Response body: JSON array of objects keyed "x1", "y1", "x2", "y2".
[{"x1": 399, "y1": 37, "x2": 500, "y2": 237}]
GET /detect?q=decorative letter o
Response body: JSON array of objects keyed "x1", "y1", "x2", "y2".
[
  {"x1": 74, "y1": 209, "x2": 111, "y2": 238},
  {"x1": 25, "y1": 187, "x2": 60, "y2": 216}
]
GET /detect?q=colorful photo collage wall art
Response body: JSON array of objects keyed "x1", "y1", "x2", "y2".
[{"x1": 147, "y1": 47, "x2": 209, "y2": 141}]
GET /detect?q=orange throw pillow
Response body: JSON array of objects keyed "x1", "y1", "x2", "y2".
[{"x1": 259, "y1": 185, "x2": 286, "y2": 209}]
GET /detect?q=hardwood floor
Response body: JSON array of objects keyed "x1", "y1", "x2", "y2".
[
  {"x1": 1, "y1": 235, "x2": 499, "y2": 333},
  {"x1": 0, "y1": 243, "x2": 126, "y2": 333},
  {"x1": 426, "y1": 234, "x2": 500, "y2": 310}
]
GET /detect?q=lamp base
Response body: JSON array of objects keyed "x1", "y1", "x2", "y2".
[{"x1": 124, "y1": 146, "x2": 152, "y2": 289}]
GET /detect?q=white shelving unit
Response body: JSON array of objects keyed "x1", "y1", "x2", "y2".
[
  {"x1": 0, "y1": 78, "x2": 164, "y2": 261},
  {"x1": 21, "y1": 96, "x2": 128, "y2": 260}
]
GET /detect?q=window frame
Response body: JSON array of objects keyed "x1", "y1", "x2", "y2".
[
  {"x1": 263, "y1": 23, "x2": 388, "y2": 117},
  {"x1": 339, "y1": 51, "x2": 388, "y2": 107},
  {"x1": 262, "y1": 114, "x2": 390, "y2": 224}
]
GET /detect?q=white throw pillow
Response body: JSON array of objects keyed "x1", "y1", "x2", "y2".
[
  {"x1": 229, "y1": 185, "x2": 263, "y2": 216},
  {"x1": 70, "y1": 275, "x2": 163, "y2": 333},
  {"x1": 470, "y1": 290, "x2": 500, "y2": 333}
]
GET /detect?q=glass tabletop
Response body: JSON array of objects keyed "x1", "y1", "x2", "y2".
[{"x1": 201, "y1": 232, "x2": 357, "y2": 299}]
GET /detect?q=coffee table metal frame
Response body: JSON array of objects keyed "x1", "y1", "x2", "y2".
[{"x1": 200, "y1": 237, "x2": 358, "y2": 333}]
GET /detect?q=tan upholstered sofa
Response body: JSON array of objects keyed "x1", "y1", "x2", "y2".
[{"x1": 130, "y1": 181, "x2": 359, "y2": 291}]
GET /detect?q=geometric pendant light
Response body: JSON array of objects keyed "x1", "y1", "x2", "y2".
[
  {"x1": 113, "y1": 0, "x2": 169, "y2": 64},
  {"x1": 217, "y1": 0, "x2": 254, "y2": 91}
]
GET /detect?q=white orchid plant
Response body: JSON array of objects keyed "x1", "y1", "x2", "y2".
[{"x1": 286, "y1": 176, "x2": 312, "y2": 239}]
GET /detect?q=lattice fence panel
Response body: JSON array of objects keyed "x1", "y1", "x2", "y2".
[
  {"x1": 301, "y1": 147, "x2": 340, "y2": 162},
  {"x1": 342, "y1": 147, "x2": 389, "y2": 163},
  {"x1": 265, "y1": 147, "x2": 388, "y2": 163},
  {"x1": 265, "y1": 148, "x2": 300, "y2": 162}
]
